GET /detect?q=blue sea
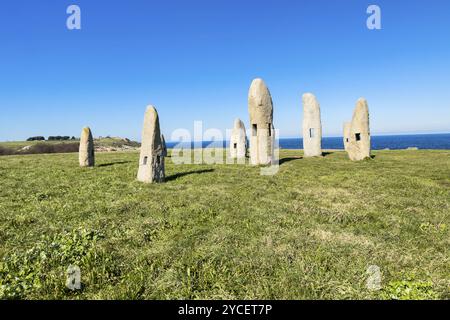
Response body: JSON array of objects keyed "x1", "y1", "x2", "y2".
[{"x1": 166, "y1": 133, "x2": 450, "y2": 150}]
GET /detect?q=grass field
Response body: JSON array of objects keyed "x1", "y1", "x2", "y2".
[{"x1": 0, "y1": 149, "x2": 449, "y2": 299}]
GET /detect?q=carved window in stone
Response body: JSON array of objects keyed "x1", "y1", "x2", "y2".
[
  {"x1": 143, "y1": 156, "x2": 148, "y2": 165},
  {"x1": 156, "y1": 156, "x2": 161, "y2": 165},
  {"x1": 355, "y1": 133, "x2": 361, "y2": 141},
  {"x1": 234, "y1": 143, "x2": 237, "y2": 149},
  {"x1": 268, "y1": 124, "x2": 272, "y2": 137},
  {"x1": 309, "y1": 128, "x2": 315, "y2": 138},
  {"x1": 346, "y1": 138, "x2": 349, "y2": 142},
  {"x1": 252, "y1": 124, "x2": 257, "y2": 136}
]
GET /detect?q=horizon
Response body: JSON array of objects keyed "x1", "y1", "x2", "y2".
[
  {"x1": 3, "y1": 131, "x2": 450, "y2": 144},
  {"x1": 1, "y1": 0, "x2": 450, "y2": 141}
]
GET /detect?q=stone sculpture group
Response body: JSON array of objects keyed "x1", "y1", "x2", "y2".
[{"x1": 79, "y1": 77, "x2": 371, "y2": 183}]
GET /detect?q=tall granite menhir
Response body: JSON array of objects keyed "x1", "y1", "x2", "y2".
[
  {"x1": 347, "y1": 98, "x2": 371, "y2": 161},
  {"x1": 302, "y1": 93, "x2": 322, "y2": 157},
  {"x1": 230, "y1": 118, "x2": 247, "y2": 160},
  {"x1": 79, "y1": 127, "x2": 94, "y2": 167},
  {"x1": 248, "y1": 78, "x2": 274, "y2": 165},
  {"x1": 343, "y1": 122, "x2": 351, "y2": 152},
  {"x1": 161, "y1": 134, "x2": 167, "y2": 157},
  {"x1": 137, "y1": 106, "x2": 165, "y2": 183}
]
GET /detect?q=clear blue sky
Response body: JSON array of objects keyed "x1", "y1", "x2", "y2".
[{"x1": 1, "y1": 0, "x2": 449, "y2": 141}]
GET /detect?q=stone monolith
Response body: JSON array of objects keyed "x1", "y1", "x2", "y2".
[
  {"x1": 347, "y1": 98, "x2": 371, "y2": 161},
  {"x1": 302, "y1": 93, "x2": 322, "y2": 157},
  {"x1": 137, "y1": 106, "x2": 165, "y2": 183},
  {"x1": 343, "y1": 122, "x2": 351, "y2": 151},
  {"x1": 248, "y1": 78, "x2": 274, "y2": 165},
  {"x1": 230, "y1": 118, "x2": 247, "y2": 160},
  {"x1": 79, "y1": 127, "x2": 94, "y2": 167},
  {"x1": 161, "y1": 134, "x2": 167, "y2": 157}
]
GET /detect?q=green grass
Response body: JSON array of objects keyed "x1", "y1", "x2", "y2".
[{"x1": 0, "y1": 149, "x2": 449, "y2": 299}]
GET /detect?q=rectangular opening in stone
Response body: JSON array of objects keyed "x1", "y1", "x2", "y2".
[
  {"x1": 252, "y1": 124, "x2": 257, "y2": 136},
  {"x1": 143, "y1": 156, "x2": 148, "y2": 165},
  {"x1": 346, "y1": 138, "x2": 349, "y2": 142},
  {"x1": 234, "y1": 143, "x2": 237, "y2": 149},
  {"x1": 156, "y1": 156, "x2": 160, "y2": 165},
  {"x1": 268, "y1": 124, "x2": 272, "y2": 137},
  {"x1": 309, "y1": 128, "x2": 315, "y2": 138},
  {"x1": 355, "y1": 133, "x2": 361, "y2": 141}
]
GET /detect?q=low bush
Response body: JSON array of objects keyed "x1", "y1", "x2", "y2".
[
  {"x1": 24, "y1": 143, "x2": 79, "y2": 155},
  {"x1": 0, "y1": 146, "x2": 15, "y2": 156},
  {"x1": 0, "y1": 143, "x2": 79, "y2": 156}
]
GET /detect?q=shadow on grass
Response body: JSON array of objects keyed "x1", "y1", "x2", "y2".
[
  {"x1": 166, "y1": 169, "x2": 214, "y2": 182},
  {"x1": 98, "y1": 161, "x2": 132, "y2": 167},
  {"x1": 279, "y1": 157, "x2": 302, "y2": 165},
  {"x1": 322, "y1": 152, "x2": 334, "y2": 157}
]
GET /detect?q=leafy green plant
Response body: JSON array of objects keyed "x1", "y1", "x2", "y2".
[
  {"x1": 381, "y1": 275, "x2": 439, "y2": 300},
  {"x1": 0, "y1": 229, "x2": 106, "y2": 299}
]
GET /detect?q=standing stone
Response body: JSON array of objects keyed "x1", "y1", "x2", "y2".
[
  {"x1": 79, "y1": 127, "x2": 94, "y2": 167},
  {"x1": 161, "y1": 134, "x2": 167, "y2": 157},
  {"x1": 302, "y1": 93, "x2": 322, "y2": 157},
  {"x1": 230, "y1": 118, "x2": 247, "y2": 160},
  {"x1": 137, "y1": 106, "x2": 165, "y2": 183},
  {"x1": 347, "y1": 98, "x2": 371, "y2": 161},
  {"x1": 343, "y1": 122, "x2": 351, "y2": 151},
  {"x1": 248, "y1": 78, "x2": 274, "y2": 165}
]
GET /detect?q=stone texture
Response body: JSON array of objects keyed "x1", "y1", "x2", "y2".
[
  {"x1": 161, "y1": 134, "x2": 167, "y2": 157},
  {"x1": 347, "y1": 98, "x2": 371, "y2": 161},
  {"x1": 302, "y1": 93, "x2": 322, "y2": 157},
  {"x1": 248, "y1": 78, "x2": 274, "y2": 165},
  {"x1": 343, "y1": 122, "x2": 351, "y2": 151},
  {"x1": 79, "y1": 127, "x2": 94, "y2": 167},
  {"x1": 137, "y1": 106, "x2": 165, "y2": 183},
  {"x1": 230, "y1": 118, "x2": 247, "y2": 159}
]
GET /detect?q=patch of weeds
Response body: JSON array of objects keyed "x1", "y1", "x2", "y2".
[
  {"x1": 419, "y1": 222, "x2": 447, "y2": 234},
  {"x1": 0, "y1": 228, "x2": 112, "y2": 299},
  {"x1": 381, "y1": 275, "x2": 439, "y2": 300},
  {"x1": 35, "y1": 193, "x2": 51, "y2": 201}
]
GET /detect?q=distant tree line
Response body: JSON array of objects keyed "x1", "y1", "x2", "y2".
[
  {"x1": 27, "y1": 136, "x2": 45, "y2": 141},
  {"x1": 27, "y1": 136, "x2": 77, "y2": 141},
  {"x1": 47, "y1": 136, "x2": 76, "y2": 141}
]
